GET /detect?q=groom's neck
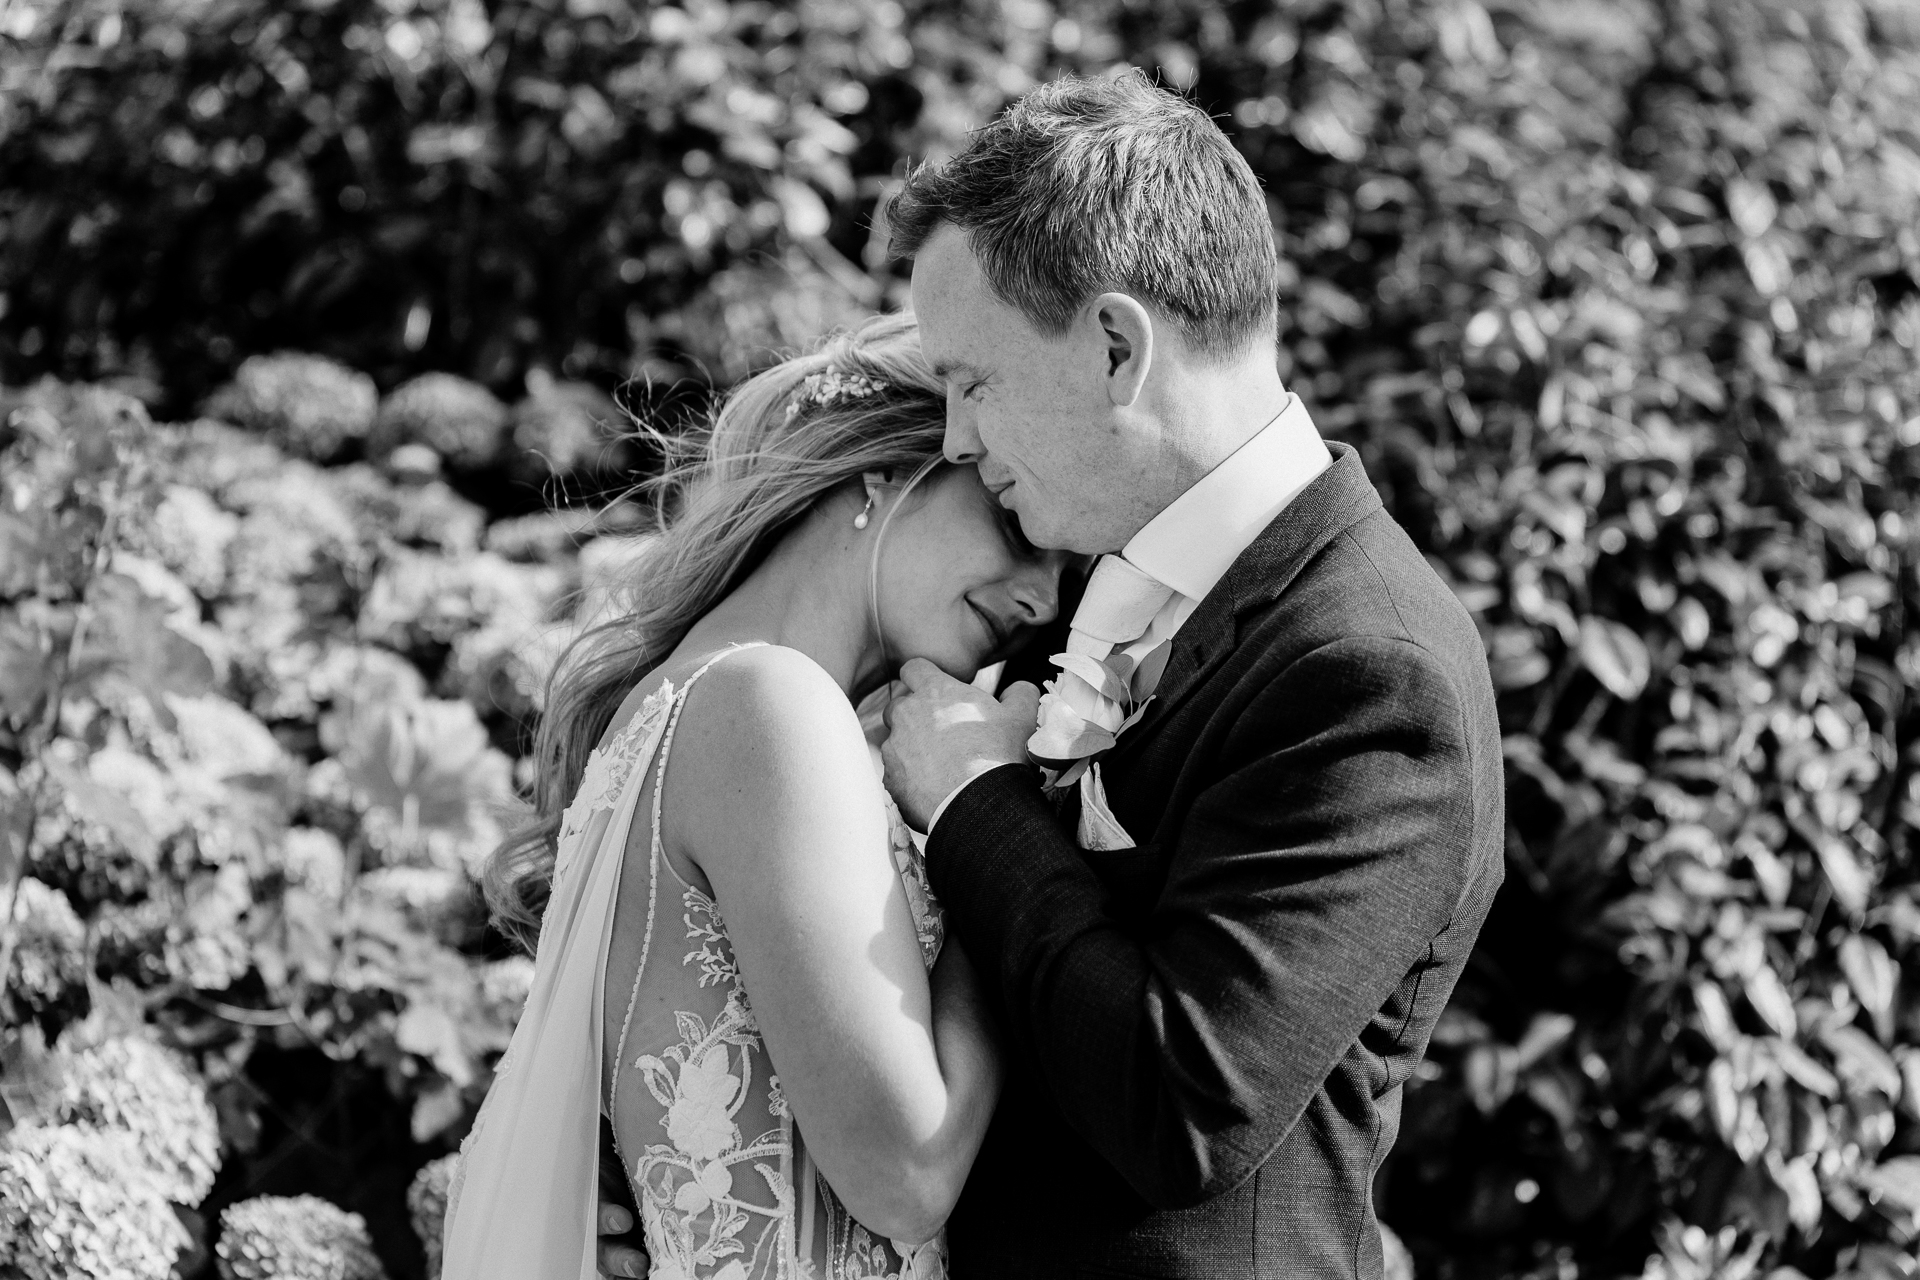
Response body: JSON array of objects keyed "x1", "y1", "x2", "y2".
[{"x1": 1143, "y1": 343, "x2": 1294, "y2": 496}]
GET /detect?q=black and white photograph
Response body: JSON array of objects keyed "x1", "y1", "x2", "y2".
[{"x1": 2, "y1": 2, "x2": 1918, "y2": 1278}]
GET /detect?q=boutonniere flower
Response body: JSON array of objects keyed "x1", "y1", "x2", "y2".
[{"x1": 1027, "y1": 644, "x2": 1167, "y2": 793}]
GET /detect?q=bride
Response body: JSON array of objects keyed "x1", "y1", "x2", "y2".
[{"x1": 440, "y1": 312, "x2": 1066, "y2": 1280}]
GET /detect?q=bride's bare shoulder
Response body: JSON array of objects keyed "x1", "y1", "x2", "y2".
[{"x1": 665, "y1": 644, "x2": 877, "y2": 815}]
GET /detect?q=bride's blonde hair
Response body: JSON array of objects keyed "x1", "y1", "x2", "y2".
[{"x1": 485, "y1": 312, "x2": 947, "y2": 953}]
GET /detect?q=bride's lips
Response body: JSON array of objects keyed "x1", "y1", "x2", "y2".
[{"x1": 967, "y1": 599, "x2": 1013, "y2": 657}]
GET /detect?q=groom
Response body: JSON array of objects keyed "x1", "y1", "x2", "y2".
[{"x1": 877, "y1": 71, "x2": 1505, "y2": 1277}]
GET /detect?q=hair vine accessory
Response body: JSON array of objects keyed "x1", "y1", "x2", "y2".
[{"x1": 784, "y1": 368, "x2": 891, "y2": 424}]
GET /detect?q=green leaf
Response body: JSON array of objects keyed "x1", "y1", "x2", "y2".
[
  {"x1": 1743, "y1": 965, "x2": 1797, "y2": 1040},
  {"x1": 0, "y1": 768, "x2": 26, "y2": 885},
  {"x1": 0, "y1": 613, "x2": 61, "y2": 726},
  {"x1": 1486, "y1": 626, "x2": 1551, "y2": 691},
  {"x1": 1463, "y1": 1043, "x2": 1518, "y2": 1115},
  {"x1": 1514, "y1": 1012, "x2": 1577, "y2": 1069},
  {"x1": 330, "y1": 695, "x2": 510, "y2": 835},
  {"x1": 1858, "y1": 1156, "x2": 1920, "y2": 1219},
  {"x1": 1768, "y1": 1039, "x2": 1839, "y2": 1100},
  {"x1": 77, "y1": 574, "x2": 215, "y2": 726},
  {"x1": 1820, "y1": 1024, "x2": 1904, "y2": 1099},
  {"x1": 1810, "y1": 827, "x2": 1874, "y2": 916},
  {"x1": 1693, "y1": 981, "x2": 1738, "y2": 1048},
  {"x1": 0, "y1": 511, "x2": 47, "y2": 597},
  {"x1": 43, "y1": 755, "x2": 157, "y2": 862},
  {"x1": 281, "y1": 887, "x2": 338, "y2": 984},
  {"x1": 411, "y1": 1080, "x2": 467, "y2": 1143},
  {"x1": 1837, "y1": 935, "x2": 1898, "y2": 1043},
  {"x1": 1577, "y1": 616, "x2": 1650, "y2": 700},
  {"x1": 0, "y1": 1025, "x2": 62, "y2": 1135},
  {"x1": 395, "y1": 1001, "x2": 458, "y2": 1057}
]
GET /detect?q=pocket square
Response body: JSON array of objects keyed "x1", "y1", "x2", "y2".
[{"x1": 1076, "y1": 763, "x2": 1135, "y2": 851}]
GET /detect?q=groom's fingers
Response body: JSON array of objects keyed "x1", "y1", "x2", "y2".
[
  {"x1": 596, "y1": 1202, "x2": 648, "y2": 1278},
  {"x1": 599, "y1": 1243, "x2": 650, "y2": 1278}
]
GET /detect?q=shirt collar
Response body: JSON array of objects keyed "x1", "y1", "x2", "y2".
[{"x1": 1120, "y1": 394, "x2": 1332, "y2": 603}]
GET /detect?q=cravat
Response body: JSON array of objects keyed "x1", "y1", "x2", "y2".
[
  {"x1": 1063, "y1": 555, "x2": 1178, "y2": 696},
  {"x1": 1028, "y1": 555, "x2": 1188, "y2": 850}
]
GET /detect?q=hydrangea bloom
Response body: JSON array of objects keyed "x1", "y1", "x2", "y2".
[
  {"x1": 141, "y1": 484, "x2": 239, "y2": 598},
  {"x1": 163, "y1": 421, "x2": 292, "y2": 499},
  {"x1": 443, "y1": 616, "x2": 575, "y2": 721},
  {"x1": 224, "y1": 464, "x2": 369, "y2": 591},
  {"x1": 55, "y1": 1036, "x2": 222, "y2": 1205},
  {"x1": 357, "y1": 866, "x2": 478, "y2": 945},
  {"x1": 90, "y1": 899, "x2": 174, "y2": 987},
  {"x1": 167, "y1": 692, "x2": 288, "y2": 782},
  {"x1": 482, "y1": 507, "x2": 603, "y2": 563},
  {"x1": 329, "y1": 465, "x2": 486, "y2": 555},
  {"x1": 406, "y1": 1154, "x2": 459, "y2": 1280},
  {"x1": 477, "y1": 956, "x2": 536, "y2": 1027},
  {"x1": 508, "y1": 370, "x2": 623, "y2": 478},
  {"x1": 3, "y1": 878, "x2": 88, "y2": 1026},
  {"x1": 282, "y1": 826, "x2": 349, "y2": 901},
  {"x1": 369, "y1": 373, "x2": 510, "y2": 469},
  {"x1": 0, "y1": 1123, "x2": 189, "y2": 1280},
  {"x1": 203, "y1": 353, "x2": 378, "y2": 461},
  {"x1": 25, "y1": 824, "x2": 153, "y2": 907},
  {"x1": 215, "y1": 1195, "x2": 387, "y2": 1280}
]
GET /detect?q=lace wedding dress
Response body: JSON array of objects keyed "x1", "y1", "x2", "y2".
[{"x1": 442, "y1": 646, "x2": 947, "y2": 1280}]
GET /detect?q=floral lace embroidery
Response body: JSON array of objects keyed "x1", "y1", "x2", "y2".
[
  {"x1": 683, "y1": 888, "x2": 743, "y2": 992},
  {"x1": 631, "y1": 914, "x2": 791, "y2": 1279},
  {"x1": 627, "y1": 849, "x2": 948, "y2": 1280},
  {"x1": 613, "y1": 655, "x2": 948, "y2": 1280},
  {"x1": 881, "y1": 792, "x2": 942, "y2": 967},
  {"x1": 818, "y1": 1200, "x2": 945, "y2": 1280},
  {"x1": 557, "y1": 681, "x2": 677, "y2": 872},
  {"x1": 631, "y1": 1007, "x2": 793, "y2": 1278}
]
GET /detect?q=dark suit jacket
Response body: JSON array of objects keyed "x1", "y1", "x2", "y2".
[{"x1": 926, "y1": 443, "x2": 1505, "y2": 1278}]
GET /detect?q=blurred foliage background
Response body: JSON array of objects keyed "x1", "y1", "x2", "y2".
[{"x1": 4, "y1": 0, "x2": 1920, "y2": 1277}]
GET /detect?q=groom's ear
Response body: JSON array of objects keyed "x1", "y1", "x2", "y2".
[{"x1": 1092, "y1": 293, "x2": 1153, "y2": 408}]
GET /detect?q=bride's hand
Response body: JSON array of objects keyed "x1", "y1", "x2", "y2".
[
  {"x1": 597, "y1": 1202, "x2": 649, "y2": 1278},
  {"x1": 883, "y1": 658, "x2": 1041, "y2": 828}
]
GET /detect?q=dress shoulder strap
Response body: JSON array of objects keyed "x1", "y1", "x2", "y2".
[{"x1": 607, "y1": 642, "x2": 767, "y2": 1124}]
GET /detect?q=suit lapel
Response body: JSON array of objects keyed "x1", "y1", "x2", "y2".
[{"x1": 1104, "y1": 443, "x2": 1385, "y2": 759}]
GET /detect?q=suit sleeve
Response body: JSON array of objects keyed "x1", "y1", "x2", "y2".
[{"x1": 924, "y1": 634, "x2": 1477, "y2": 1210}]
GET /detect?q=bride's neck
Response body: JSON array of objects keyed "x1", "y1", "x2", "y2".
[{"x1": 671, "y1": 505, "x2": 889, "y2": 703}]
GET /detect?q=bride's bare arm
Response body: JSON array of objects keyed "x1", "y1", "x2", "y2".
[{"x1": 663, "y1": 645, "x2": 1000, "y2": 1244}]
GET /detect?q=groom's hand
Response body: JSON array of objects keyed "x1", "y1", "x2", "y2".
[
  {"x1": 883, "y1": 658, "x2": 1041, "y2": 830},
  {"x1": 597, "y1": 1202, "x2": 649, "y2": 1278}
]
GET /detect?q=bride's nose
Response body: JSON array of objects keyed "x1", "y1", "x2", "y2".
[{"x1": 1007, "y1": 563, "x2": 1061, "y2": 627}]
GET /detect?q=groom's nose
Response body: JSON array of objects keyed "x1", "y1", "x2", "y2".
[{"x1": 944, "y1": 387, "x2": 983, "y2": 464}]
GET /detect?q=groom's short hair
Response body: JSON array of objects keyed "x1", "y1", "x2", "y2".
[{"x1": 886, "y1": 70, "x2": 1279, "y2": 359}]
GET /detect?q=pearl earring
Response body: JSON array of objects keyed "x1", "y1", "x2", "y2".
[{"x1": 854, "y1": 471, "x2": 884, "y2": 530}]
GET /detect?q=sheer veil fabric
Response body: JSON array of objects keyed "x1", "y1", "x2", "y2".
[
  {"x1": 442, "y1": 645, "x2": 947, "y2": 1280},
  {"x1": 438, "y1": 660, "x2": 672, "y2": 1280}
]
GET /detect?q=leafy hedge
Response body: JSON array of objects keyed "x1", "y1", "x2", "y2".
[
  {"x1": 0, "y1": 378, "x2": 599, "y2": 1276},
  {"x1": 4, "y1": 1, "x2": 1920, "y2": 1278}
]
